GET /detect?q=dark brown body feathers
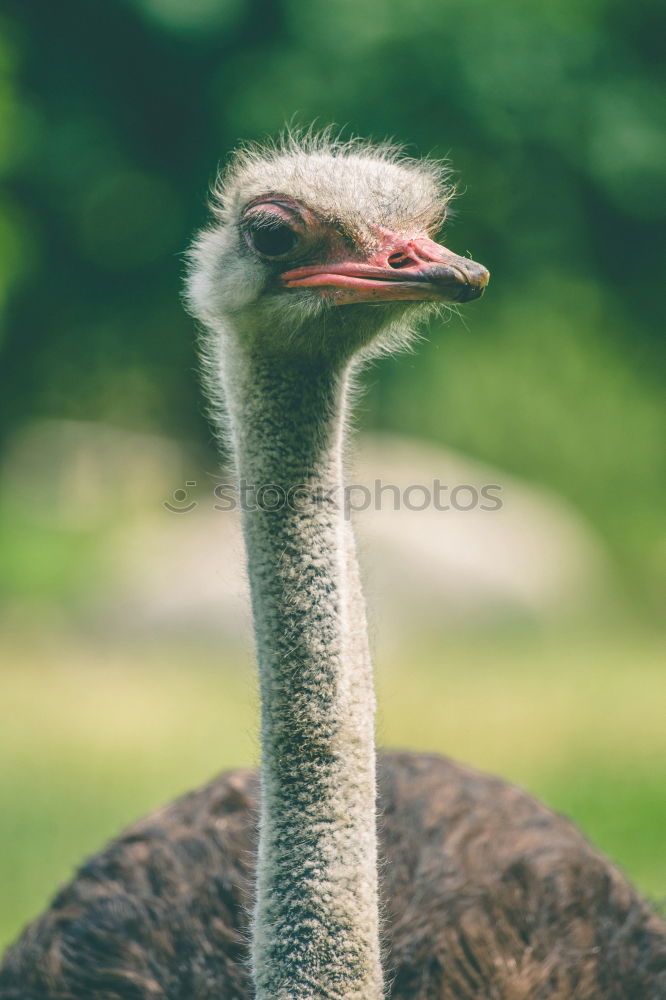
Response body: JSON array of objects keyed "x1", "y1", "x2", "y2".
[{"x1": 2, "y1": 752, "x2": 665, "y2": 999}]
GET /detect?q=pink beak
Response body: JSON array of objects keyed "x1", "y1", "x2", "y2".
[{"x1": 281, "y1": 234, "x2": 489, "y2": 306}]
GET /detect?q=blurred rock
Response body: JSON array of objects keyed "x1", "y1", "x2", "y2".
[
  {"x1": 2, "y1": 419, "x2": 185, "y2": 528},
  {"x1": 352, "y1": 435, "x2": 616, "y2": 640},
  {"x1": 1, "y1": 421, "x2": 618, "y2": 643},
  {"x1": 99, "y1": 430, "x2": 616, "y2": 641}
]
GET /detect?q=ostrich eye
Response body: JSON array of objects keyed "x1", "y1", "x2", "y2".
[{"x1": 246, "y1": 220, "x2": 298, "y2": 258}]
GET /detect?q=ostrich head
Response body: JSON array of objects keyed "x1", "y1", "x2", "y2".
[{"x1": 186, "y1": 132, "x2": 489, "y2": 365}]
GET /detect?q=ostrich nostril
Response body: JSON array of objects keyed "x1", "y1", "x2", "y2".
[{"x1": 387, "y1": 252, "x2": 415, "y2": 269}]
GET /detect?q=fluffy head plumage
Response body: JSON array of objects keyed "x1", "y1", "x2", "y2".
[
  {"x1": 185, "y1": 129, "x2": 471, "y2": 367},
  {"x1": 210, "y1": 128, "x2": 453, "y2": 242}
]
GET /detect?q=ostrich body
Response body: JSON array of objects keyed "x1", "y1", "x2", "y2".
[{"x1": 1, "y1": 134, "x2": 665, "y2": 999}]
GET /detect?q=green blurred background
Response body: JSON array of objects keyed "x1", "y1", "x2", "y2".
[{"x1": 0, "y1": 0, "x2": 664, "y2": 949}]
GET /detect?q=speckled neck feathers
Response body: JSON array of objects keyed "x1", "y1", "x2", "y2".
[
  {"x1": 224, "y1": 356, "x2": 382, "y2": 999},
  {"x1": 185, "y1": 131, "x2": 457, "y2": 999}
]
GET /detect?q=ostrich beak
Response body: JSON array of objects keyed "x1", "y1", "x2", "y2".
[{"x1": 281, "y1": 234, "x2": 489, "y2": 305}]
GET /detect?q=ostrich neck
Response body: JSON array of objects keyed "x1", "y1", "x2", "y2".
[{"x1": 225, "y1": 355, "x2": 382, "y2": 1000}]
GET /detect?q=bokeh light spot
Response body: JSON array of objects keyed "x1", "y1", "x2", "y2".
[{"x1": 132, "y1": 0, "x2": 244, "y2": 33}]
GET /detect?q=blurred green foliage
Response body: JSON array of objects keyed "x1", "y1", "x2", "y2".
[{"x1": 0, "y1": 0, "x2": 664, "y2": 605}]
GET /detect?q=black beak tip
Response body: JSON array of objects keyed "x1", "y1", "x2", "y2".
[
  {"x1": 457, "y1": 281, "x2": 487, "y2": 303},
  {"x1": 459, "y1": 264, "x2": 490, "y2": 302}
]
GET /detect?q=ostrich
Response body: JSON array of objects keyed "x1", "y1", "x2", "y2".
[{"x1": 1, "y1": 133, "x2": 665, "y2": 1000}]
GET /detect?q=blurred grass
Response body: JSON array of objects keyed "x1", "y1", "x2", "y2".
[{"x1": 1, "y1": 627, "x2": 664, "y2": 950}]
